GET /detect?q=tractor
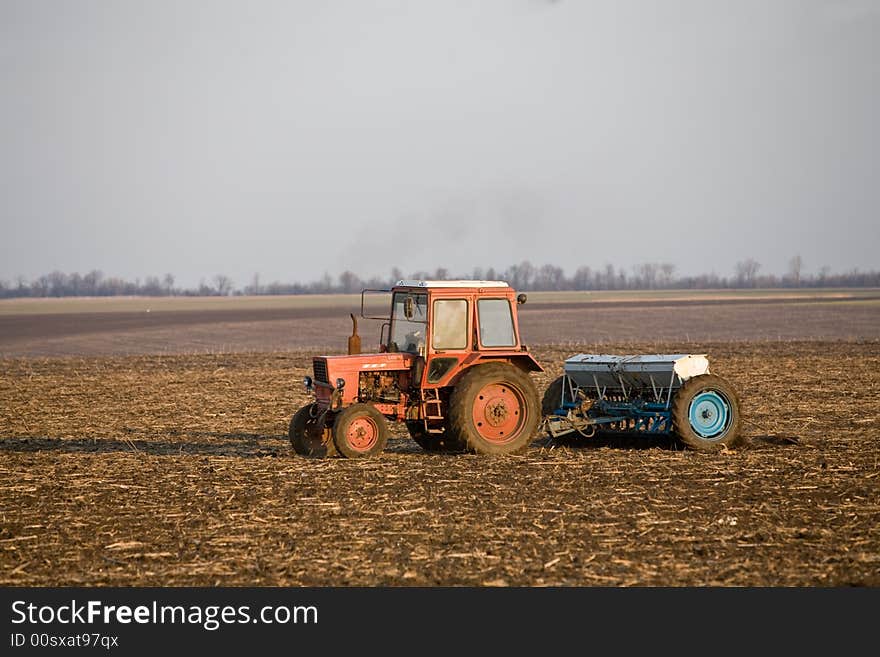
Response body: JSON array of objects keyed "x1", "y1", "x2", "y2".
[
  {"x1": 289, "y1": 279, "x2": 744, "y2": 457},
  {"x1": 289, "y1": 280, "x2": 543, "y2": 457}
]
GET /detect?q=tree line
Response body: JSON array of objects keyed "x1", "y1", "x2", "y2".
[{"x1": 1, "y1": 257, "x2": 878, "y2": 299}]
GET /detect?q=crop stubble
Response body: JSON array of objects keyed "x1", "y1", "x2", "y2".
[{"x1": 1, "y1": 339, "x2": 878, "y2": 586}]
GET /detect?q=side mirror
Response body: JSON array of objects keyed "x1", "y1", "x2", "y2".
[
  {"x1": 404, "y1": 296, "x2": 415, "y2": 319},
  {"x1": 517, "y1": 293, "x2": 527, "y2": 305}
]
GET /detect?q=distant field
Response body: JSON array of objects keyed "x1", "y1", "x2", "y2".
[
  {"x1": 0, "y1": 293, "x2": 368, "y2": 315},
  {"x1": 1, "y1": 287, "x2": 878, "y2": 315},
  {"x1": 1, "y1": 288, "x2": 879, "y2": 357}
]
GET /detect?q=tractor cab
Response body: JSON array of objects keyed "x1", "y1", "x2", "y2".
[{"x1": 377, "y1": 280, "x2": 541, "y2": 387}]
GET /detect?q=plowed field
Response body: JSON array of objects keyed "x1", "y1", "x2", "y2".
[{"x1": 2, "y1": 332, "x2": 877, "y2": 586}]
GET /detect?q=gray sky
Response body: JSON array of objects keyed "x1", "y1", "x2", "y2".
[{"x1": 2, "y1": 0, "x2": 878, "y2": 287}]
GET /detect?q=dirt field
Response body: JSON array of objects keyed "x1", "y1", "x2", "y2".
[{"x1": 1, "y1": 294, "x2": 878, "y2": 586}]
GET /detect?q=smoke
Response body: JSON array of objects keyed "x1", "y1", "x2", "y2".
[{"x1": 336, "y1": 184, "x2": 553, "y2": 278}]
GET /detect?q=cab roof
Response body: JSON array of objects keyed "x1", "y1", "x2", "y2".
[{"x1": 394, "y1": 280, "x2": 509, "y2": 289}]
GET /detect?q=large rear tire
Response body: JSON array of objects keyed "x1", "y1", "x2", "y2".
[
  {"x1": 289, "y1": 404, "x2": 336, "y2": 458},
  {"x1": 672, "y1": 374, "x2": 743, "y2": 451},
  {"x1": 406, "y1": 421, "x2": 466, "y2": 453},
  {"x1": 448, "y1": 363, "x2": 540, "y2": 455},
  {"x1": 332, "y1": 403, "x2": 389, "y2": 458}
]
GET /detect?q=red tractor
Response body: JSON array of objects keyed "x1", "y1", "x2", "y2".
[{"x1": 289, "y1": 280, "x2": 543, "y2": 457}]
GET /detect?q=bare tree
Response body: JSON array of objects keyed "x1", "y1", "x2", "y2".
[
  {"x1": 535, "y1": 264, "x2": 565, "y2": 290},
  {"x1": 788, "y1": 255, "x2": 803, "y2": 287},
  {"x1": 213, "y1": 274, "x2": 233, "y2": 296},
  {"x1": 735, "y1": 259, "x2": 761, "y2": 287},
  {"x1": 659, "y1": 263, "x2": 676, "y2": 288},
  {"x1": 506, "y1": 260, "x2": 535, "y2": 290},
  {"x1": 634, "y1": 263, "x2": 659, "y2": 289},
  {"x1": 338, "y1": 270, "x2": 361, "y2": 294},
  {"x1": 247, "y1": 272, "x2": 261, "y2": 295},
  {"x1": 572, "y1": 266, "x2": 591, "y2": 290},
  {"x1": 83, "y1": 270, "x2": 103, "y2": 295},
  {"x1": 602, "y1": 264, "x2": 615, "y2": 290}
]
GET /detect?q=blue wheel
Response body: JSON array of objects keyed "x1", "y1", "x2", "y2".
[
  {"x1": 688, "y1": 391, "x2": 731, "y2": 439},
  {"x1": 672, "y1": 375, "x2": 743, "y2": 450}
]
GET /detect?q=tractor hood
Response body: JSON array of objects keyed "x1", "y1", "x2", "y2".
[{"x1": 312, "y1": 352, "x2": 417, "y2": 386}]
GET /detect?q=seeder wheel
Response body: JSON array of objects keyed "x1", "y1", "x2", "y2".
[{"x1": 672, "y1": 374, "x2": 744, "y2": 451}]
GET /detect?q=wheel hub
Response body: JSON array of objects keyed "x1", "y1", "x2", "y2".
[
  {"x1": 484, "y1": 399, "x2": 509, "y2": 426},
  {"x1": 688, "y1": 391, "x2": 730, "y2": 439},
  {"x1": 472, "y1": 383, "x2": 526, "y2": 445},
  {"x1": 347, "y1": 417, "x2": 378, "y2": 451}
]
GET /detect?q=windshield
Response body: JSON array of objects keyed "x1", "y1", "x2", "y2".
[{"x1": 389, "y1": 292, "x2": 427, "y2": 354}]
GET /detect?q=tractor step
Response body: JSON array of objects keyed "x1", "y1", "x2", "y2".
[{"x1": 420, "y1": 389, "x2": 445, "y2": 421}]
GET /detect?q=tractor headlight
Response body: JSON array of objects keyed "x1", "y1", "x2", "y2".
[
  {"x1": 336, "y1": 377, "x2": 346, "y2": 390},
  {"x1": 303, "y1": 376, "x2": 313, "y2": 391}
]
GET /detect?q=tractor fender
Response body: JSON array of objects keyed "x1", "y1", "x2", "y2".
[
  {"x1": 481, "y1": 353, "x2": 544, "y2": 373},
  {"x1": 444, "y1": 354, "x2": 544, "y2": 388}
]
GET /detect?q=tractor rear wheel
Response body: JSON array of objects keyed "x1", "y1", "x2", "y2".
[
  {"x1": 448, "y1": 363, "x2": 540, "y2": 455},
  {"x1": 289, "y1": 404, "x2": 336, "y2": 458},
  {"x1": 406, "y1": 421, "x2": 466, "y2": 453},
  {"x1": 332, "y1": 403, "x2": 389, "y2": 458},
  {"x1": 672, "y1": 374, "x2": 743, "y2": 451}
]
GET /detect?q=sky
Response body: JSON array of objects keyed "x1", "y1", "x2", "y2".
[{"x1": 1, "y1": 0, "x2": 878, "y2": 288}]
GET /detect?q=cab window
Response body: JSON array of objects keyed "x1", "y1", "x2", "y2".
[
  {"x1": 432, "y1": 299, "x2": 467, "y2": 350},
  {"x1": 477, "y1": 298, "x2": 516, "y2": 347},
  {"x1": 389, "y1": 292, "x2": 427, "y2": 354}
]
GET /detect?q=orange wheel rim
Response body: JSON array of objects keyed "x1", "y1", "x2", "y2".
[
  {"x1": 471, "y1": 382, "x2": 526, "y2": 445},
  {"x1": 346, "y1": 416, "x2": 379, "y2": 452}
]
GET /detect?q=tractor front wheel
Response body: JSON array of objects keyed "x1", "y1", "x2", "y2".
[
  {"x1": 332, "y1": 403, "x2": 389, "y2": 458},
  {"x1": 672, "y1": 374, "x2": 744, "y2": 451},
  {"x1": 448, "y1": 363, "x2": 540, "y2": 455},
  {"x1": 290, "y1": 404, "x2": 336, "y2": 458}
]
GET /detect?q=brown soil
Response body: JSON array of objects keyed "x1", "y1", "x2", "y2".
[{"x1": 1, "y1": 340, "x2": 878, "y2": 586}]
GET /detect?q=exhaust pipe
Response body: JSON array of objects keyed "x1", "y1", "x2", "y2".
[{"x1": 348, "y1": 313, "x2": 361, "y2": 355}]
